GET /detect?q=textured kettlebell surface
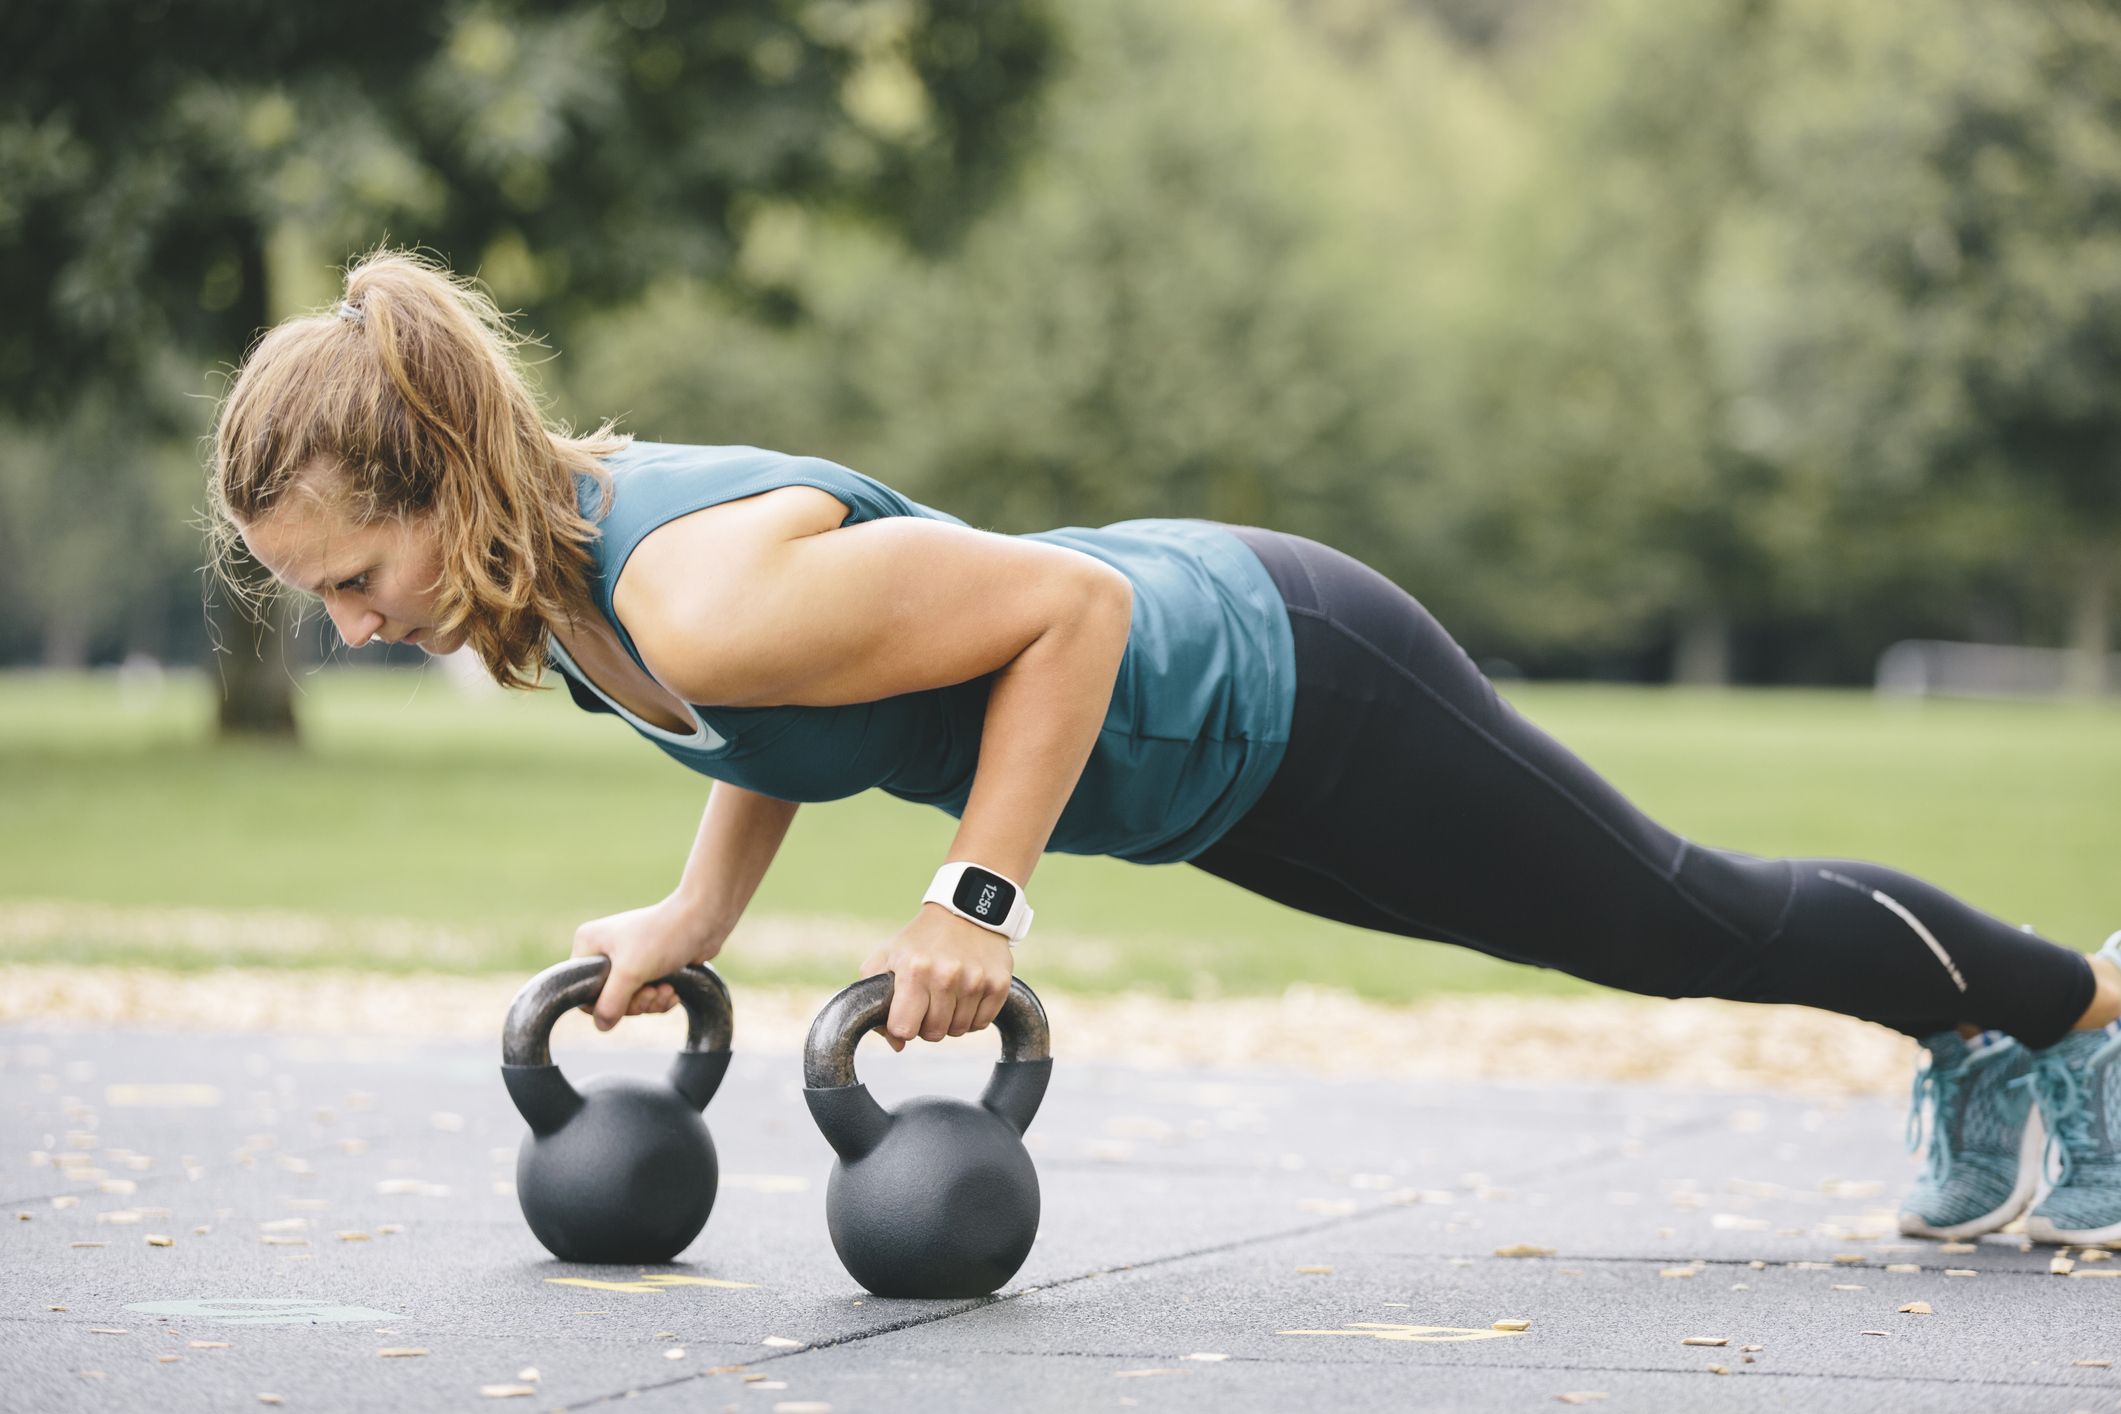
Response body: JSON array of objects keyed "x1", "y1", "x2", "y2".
[
  {"x1": 2, "y1": 1021, "x2": 2107, "y2": 1414},
  {"x1": 825, "y1": 1099, "x2": 1040, "y2": 1298},
  {"x1": 514, "y1": 1075, "x2": 718, "y2": 1266}
]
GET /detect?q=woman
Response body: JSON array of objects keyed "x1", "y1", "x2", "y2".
[{"x1": 209, "y1": 249, "x2": 2121, "y2": 1247}]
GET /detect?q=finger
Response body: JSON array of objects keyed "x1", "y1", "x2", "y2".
[
  {"x1": 886, "y1": 973, "x2": 927, "y2": 1044},
  {"x1": 595, "y1": 965, "x2": 645, "y2": 1032},
  {"x1": 921, "y1": 984, "x2": 955, "y2": 1043},
  {"x1": 571, "y1": 942, "x2": 607, "y2": 1013},
  {"x1": 946, "y1": 983, "x2": 982, "y2": 1038},
  {"x1": 971, "y1": 981, "x2": 1009, "y2": 1033}
]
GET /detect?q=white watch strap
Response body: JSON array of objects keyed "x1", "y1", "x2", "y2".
[{"x1": 922, "y1": 861, "x2": 1033, "y2": 943}]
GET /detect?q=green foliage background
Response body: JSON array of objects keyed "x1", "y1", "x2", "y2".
[{"x1": 4, "y1": 0, "x2": 2117, "y2": 683}]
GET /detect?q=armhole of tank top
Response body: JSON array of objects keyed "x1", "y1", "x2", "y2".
[{"x1": 598, "y1": 475, "x2": 875, "y2": 680}]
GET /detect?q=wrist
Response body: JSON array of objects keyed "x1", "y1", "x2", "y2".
[
  {"x1": 921, "y1": 861, "x2": 1033, "y2": 944},
  {"x1": 672, "y1": 880, "x2": 737, "y2": 936}
]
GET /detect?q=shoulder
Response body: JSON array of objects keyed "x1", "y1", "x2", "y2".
[
  {"x1": 614, "y1": 484, "x2": 847, "y2": 619},
  {"x1": 623, "y1": 480, "x2": 849, "y2": 583}
]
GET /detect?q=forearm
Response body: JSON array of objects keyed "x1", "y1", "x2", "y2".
[
  {"x1": 675, "y1": 781, "x2": 802, "y2": 931},
  {"x1": 943, "y1": 576, "x2": 1132, "y2": 889}
]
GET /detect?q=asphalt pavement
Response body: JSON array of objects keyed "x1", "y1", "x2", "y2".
[{"x1": 4, "y1": 1014, "x2": 2117, "y2": 1413}]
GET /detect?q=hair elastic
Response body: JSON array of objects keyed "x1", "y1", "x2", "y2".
[{"x1": 334, "y1": 300, "x2": 365, "y2": 326}]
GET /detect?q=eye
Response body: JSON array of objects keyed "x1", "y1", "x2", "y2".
[{"x1": 334, "y1": 572, "x2": 371, "y2": 594}]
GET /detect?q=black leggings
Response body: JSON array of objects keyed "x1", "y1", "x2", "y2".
[{"x1": 1187, "y1": 525, "x2": 2097, "y2": 1050}]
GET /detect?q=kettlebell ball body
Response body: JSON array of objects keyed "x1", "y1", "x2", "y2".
[
  {"x1": 803, "y1": 974, "x2": 1051, "y2": 1298},
  {"x1": 501, "y1": 957, "x2": 733, "y2": 1264}
]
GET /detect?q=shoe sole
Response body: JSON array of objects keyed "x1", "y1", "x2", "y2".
[
  {"x1": 2025, "y1": 1211, "x2": 2121, "y2": 1245},
  {"x1": 1897, "y1": 1106, "x2": 2047, "y2": 1241}
]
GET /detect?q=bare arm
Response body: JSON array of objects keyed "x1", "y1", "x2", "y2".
[
  {"x1": 574, "y1": 780, "x2": 797, "y2": 1029},
  {"x1": 678, "y1": 780, "x2": 802, "y2": 937},
  {"x1": 614, "y1": 510, "x2": 1137, "y2": 1043}
]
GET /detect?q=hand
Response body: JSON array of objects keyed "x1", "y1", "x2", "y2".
[
  {"x1": 860, "y1": 903, "x2": 1016, "y2": 1053},
  {"x1": 571, "y1": 892, "x2": 731, "y2": 1032}
]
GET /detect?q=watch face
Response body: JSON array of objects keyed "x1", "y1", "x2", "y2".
[{"x1": 952, "y1": 866, "x2": 1016, "y2": 926}]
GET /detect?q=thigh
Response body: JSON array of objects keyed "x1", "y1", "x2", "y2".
[
  {"x1": 1186, "y1": 833, "x2": 1433, "y2": 938},
  {"x1": 1207, "y1": 527, "x2": 1792, "y2": 996}
]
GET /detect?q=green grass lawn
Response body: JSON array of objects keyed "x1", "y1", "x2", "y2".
[{"x1": 1, "y1": 667, "x2": 2115, "y2": 1002}]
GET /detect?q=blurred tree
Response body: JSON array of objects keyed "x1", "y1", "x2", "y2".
[
  {"x1": 0, "y1": 378, "x2": 202, "y2": 669},
  {"x1": 1744, "y1": 0, "x2": 2121, "y2": 694},
  {"x1": 0, "y1": 0, "x2": 1054, "y2": 732},
  {"x1": 1418, "y1": 0, "x2": 1811, "y2": 682},
  {"x1": 565, "y1": 0, "x2": 1512, "y2": 597}
]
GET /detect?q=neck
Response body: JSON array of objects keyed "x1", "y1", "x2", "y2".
[{"x1": 551, "y1": 615, "x2": 625, "y2": 666}]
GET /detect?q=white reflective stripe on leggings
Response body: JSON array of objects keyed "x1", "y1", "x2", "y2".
[{"x1": 1818, "y1": 868, "x2": 1969, "y2": 993}]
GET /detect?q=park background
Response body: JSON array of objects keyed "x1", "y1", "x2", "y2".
[{"x1": 2, "y1": 0, "x2": 2117, "y2": 1038}]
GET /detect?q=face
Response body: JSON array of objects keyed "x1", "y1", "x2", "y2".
[{"x1": 240, "y1": 484, "x2": 471, "y2": 656}]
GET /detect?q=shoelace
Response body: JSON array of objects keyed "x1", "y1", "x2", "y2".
[
  {"x1": 1906, "y1": 1044, "x2": 2012, "y2": 1185},
  {"x1": 2013, "y1": 1030, "x2": 2121, "y2": 1188}
]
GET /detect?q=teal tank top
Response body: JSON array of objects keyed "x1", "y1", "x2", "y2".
[{"x1": 548, "y1": 441, "x2": 1295, "y2": 865}]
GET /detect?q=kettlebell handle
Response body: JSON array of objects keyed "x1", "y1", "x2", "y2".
[
  {"x1": 802, "y1": 974, "x2": 1049, "y2": 1090},
  {"x1": 502, "y1": 956, "x2": 733, "y2": 1067}
]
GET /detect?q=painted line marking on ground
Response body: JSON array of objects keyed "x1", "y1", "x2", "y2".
[
  {"x1": 105, "y1": 1083, "x2": 223, "y2": 1107},
  {"x1": 543, "y1": 1274, "x2": 759, "y2": 1293},
  {"x1": 1278, "y1": 1323, "x2": 1524, "y2": 1343}
]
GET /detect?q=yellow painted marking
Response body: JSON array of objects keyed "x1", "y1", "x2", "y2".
[
  {"x1": 1278, "y1": 1323, "x2": 1524, "y2": 1344},
  {"x1": 544, "y1": 1274, "x2": 759, "y2": 1294},
  {"x1": 105, "y1": 1084, "x2": 223, "y2": 1108}
]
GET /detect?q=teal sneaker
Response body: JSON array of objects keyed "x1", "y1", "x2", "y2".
[
  {"x1": 1897, "y1": 1029, "x2": 2044, "y2": 1240},
  {"x1": 2022, "y1": 933, "x2": 2121, "y2": 1246}
]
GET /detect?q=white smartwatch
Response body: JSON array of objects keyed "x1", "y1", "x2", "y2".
[{"x1": 922, "y1": 861, "x2": 1034, "y2": 944}]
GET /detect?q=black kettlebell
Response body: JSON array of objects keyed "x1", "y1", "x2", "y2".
[
  {"x1": 803, "y1": 973, "x2": 1051, "y2": 1298},
  {"x1": 501, "y1": 956, "x2": 733, "y2": 1263}
]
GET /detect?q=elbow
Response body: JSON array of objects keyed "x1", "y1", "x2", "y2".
[
  {"x1": 1088, "y1": 563, "x2": 1133, "y2": 618},
  {"x1": 1085, "y1": 565, "x2": 1133, "y2": 663}
]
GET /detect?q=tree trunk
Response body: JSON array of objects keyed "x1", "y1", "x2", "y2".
[
  {"x1": 1672, "y1": 604, "x2": 1733, "y2": 686},
  {"x1": 39, "y1": 610, "x2": 90, "y2": 669},
  {"x1": 212, "y1": 226, "x2": 300, "y2": 742},
  {"x1": 2064, "y1": 544, "x2": 2113, "y2": 700}
]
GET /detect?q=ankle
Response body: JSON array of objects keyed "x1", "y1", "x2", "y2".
[{"x1": 2069, "y1": 955, "x2": 2121, "y2": 1032}]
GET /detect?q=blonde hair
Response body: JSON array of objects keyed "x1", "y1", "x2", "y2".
[{"x1": 205, "y1": 246, "x2": 625, "y2": 691}]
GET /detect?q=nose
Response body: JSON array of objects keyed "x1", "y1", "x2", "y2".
[{"x1": 328, "y1": 600, "x2": 384, "y2": 648}]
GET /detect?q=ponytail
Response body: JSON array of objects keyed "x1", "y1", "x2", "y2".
[{"x1": 207, "y1": 245, "x2": 625, "y2": 690}]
